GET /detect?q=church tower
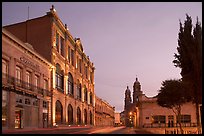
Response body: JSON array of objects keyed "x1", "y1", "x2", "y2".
[
  {"x1": 124, "y1": 86, "x2": 132, "y2": 110},
  {"x1": 133, "y1": 77, "x2": 142, "y2": 104}
]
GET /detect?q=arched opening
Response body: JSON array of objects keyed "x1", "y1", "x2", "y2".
[
  {"x1": 68, "y1": 104, "x2": 73, "y2": 125},
  {"x1": 84, "y1": 86, "x2": 88, "y2": 103},
  {"x1": 90, "y1": 92, "x2": 93, "y2": 105},
  {"x1": 55, "y1": 63, "x2": 64, "y2": 92},
  {"x1": 90, "y1": 111, "x2": 93, "y2": 125},
  {"x1": 68, "y1": 72, "x2": 74, "y2": 96},
  {"x1": 77, "y1": 107, "x2": 81, "y2": 125},
  {"x1": 55, "y1": 100, "x2": 63, "y2": 124},
  {"x1": 84, "y1": 109, "x2": 87, "y2": 125},
  {"x1": 76, "y1": 80, "x2": 82, "y2": 100}
]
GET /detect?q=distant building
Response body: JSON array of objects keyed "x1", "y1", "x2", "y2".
[
  {"x1": 2, "y1": 28, "x2": 52, "y2": 129},
  {"x1": 120, "y1": 111, "x2": 125, "y2": 126},
  {"x1": 95, "y1": 95, "x2": 115, "y2": 127},
  {"x1": 3, "y1": 5, "x2": 95, "y2": 127},
  {"x1": 114, "y1": 112, "x2": 120, "y2": 126},
  {"x1": 124, "y1": 77, "x2": 202, "y2": 134}
]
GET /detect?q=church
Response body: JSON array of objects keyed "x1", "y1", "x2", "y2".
[{"x1": 123, "y1": 77, "x2": 201, "y2": 134}]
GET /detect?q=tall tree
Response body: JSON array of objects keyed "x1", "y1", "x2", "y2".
[
  {"x1": 157, "y1": 79, "x2": 191, "y2": 134},
  {"x1": 173, "y1": 14, "x2": 202, "y2": 129}
]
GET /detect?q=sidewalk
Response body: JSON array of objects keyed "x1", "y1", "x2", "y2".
[{"x1": 2, "y1": 125, "x2": 93, "y2": 133}]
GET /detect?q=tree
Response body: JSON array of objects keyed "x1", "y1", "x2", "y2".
[
  {"x1": 157, "y1": 79, "x2": 191, "y2": 134},
  {"x1": 173, "y1": 14, "x2": 202, "y2": 129}
]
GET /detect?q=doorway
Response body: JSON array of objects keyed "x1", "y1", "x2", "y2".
[{"x1": 15, "y1": 110, "x2": 22, "y2": 129}]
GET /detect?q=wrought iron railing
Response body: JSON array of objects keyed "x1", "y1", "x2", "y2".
[
  {"x1": 143, "y1": 122, "x2": 197, "y2": 128},
  {"x1": 2, "y1": 73, "x2": 51, "y2": 97}
]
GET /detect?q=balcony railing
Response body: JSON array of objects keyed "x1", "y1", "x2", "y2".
[
  {"x1": 2, "y1": 73, "x2": 51, "y2": 97},
  {"x1": 143, "y1": 123, "x2": 198, "y2": 128}
]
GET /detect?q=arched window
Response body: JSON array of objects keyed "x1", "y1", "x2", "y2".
[
  {"x1": 68, "y1": 72, "x2": 74, "y2": 95},
  {"x1": 84, "y1": 109, "x2": 87, "y2": 125},
  {"x1": 55, "y1": 63, "x2": 64, "y2": 92},
  {"x1": 68, "y1": 104, "x2": 73, "y2": 125},
  {"x1": 55, "y1": 100, "x2": 63, "y2": 124},
  {"x1": 77, "y1": 107, "x2": 81, "y2": 125},
  {"x1": 84, "y1": 86, "x2": 88, "y2": 102},
  {"x1": 90, "y1": 92, "x2": 93, "y2": 105},
  {"x1": 76, "y1": 80, "x2": 82, "y2": 100},
  {"x1": 90, "y1": 111, "x2": 93, "y2": 125}
]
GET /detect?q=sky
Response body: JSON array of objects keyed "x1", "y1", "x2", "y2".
[{"x1": 2, "y1": 2, "x2": 202, "y2": 112}]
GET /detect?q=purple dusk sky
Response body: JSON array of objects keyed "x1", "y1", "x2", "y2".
[{"x1": 2, "y1": 2, "x2": 202, "y2": 112}]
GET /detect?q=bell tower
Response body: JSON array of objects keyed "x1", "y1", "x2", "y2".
[
  {"x1": 124, "y1": 86, "x2": 132, "y2": 110},
  {"x1": 133, "y1": 77, "x2": 142, "y2": 104}
]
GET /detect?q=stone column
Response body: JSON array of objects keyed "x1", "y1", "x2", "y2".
[
  {"x1": 8, "y1": 91, "x2": 16, "y2": 129},
  {"x1": 38, "y1": 98, "x2": 43, "y2": 128}
]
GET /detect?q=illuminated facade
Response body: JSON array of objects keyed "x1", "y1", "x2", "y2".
[
  {"x1": 4, "y1": 5, "x2": 95, "y2": 127},
  {"x1": 95, "y1": 96, "x2": 115, "y2": 126},
  {"x1": 2, "y1": 28, "x2": 52, "y2": 129},
  {"x1": 124, "y1": 77, "x2": 201, "y2": 134}
]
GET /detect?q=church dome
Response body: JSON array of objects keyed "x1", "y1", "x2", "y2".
[
  {"x1": 134, "y1": 77, "x2": 140, "y2": 86},
  {"x1": 125, "y1": 86, "x2": 131, "y2": 94}
]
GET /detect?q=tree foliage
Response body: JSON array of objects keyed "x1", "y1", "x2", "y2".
[
  {"x1": 157, "y1": 79, "x2": 190, "y2": 134},
  {"x1": 173, "y1": 14, "x2": 202, "y2": 104},
  {"x1": 173, "y1": 14, "x2": 202, "y2": 129},
  {"x1": 157, "y1": 79, "x2": 190, "y2": 108}
]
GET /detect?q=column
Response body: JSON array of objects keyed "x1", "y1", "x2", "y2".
[
  {"x1": 8, "y1": 91, "x2": 16, "y2": 129},
  {"x1": 38, "y1": 99, "x2": 43, "y2": 128}
]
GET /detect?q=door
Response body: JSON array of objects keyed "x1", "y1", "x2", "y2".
[{"x1": 15, "y1": 110, "x2": 22, "y2": 128}]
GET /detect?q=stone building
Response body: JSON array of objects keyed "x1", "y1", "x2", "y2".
[
  {"x1": 124, "y1": 77, "x2": 201, "y2": 134},
  {"x1": 114, "y1": 112, "x2": 121, "y2": 126},
  {"x1": 95, "y1": 95, "x2": 115, "y2": 127},
  {"x1": 2, "y1": 28, "x2": 52, "y2": 130},
  {"x1": 3, "y1": 5, "x2": 95, "y2": 127}
]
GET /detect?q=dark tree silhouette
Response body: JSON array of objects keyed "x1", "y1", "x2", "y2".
[
  {"x1": 157, "y1": 79, "x2": 191, "y2": 134},
  {"x1": 173, "y1": 14, "x2": 202, "y2": 129}
]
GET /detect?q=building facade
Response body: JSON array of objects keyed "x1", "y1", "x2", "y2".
[
  {"x1": 114, "y1": 112, "x2": 121, "y2": 126},
  {"x1": 2, "y1": 28, "x2": 52, "y2": 130},
  {"x1": 124, "y1": 77, "x2": 201, "y2": 134},
  {"x1": 95, "y1": 96, "x2": 115, "y2": 127},
  {"x1": 4, "y1": 5, "x2": 95, "y2": 127}
]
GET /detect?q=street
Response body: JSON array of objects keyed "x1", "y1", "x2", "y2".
[{"x1": 2, "y1": 126, "x2": 153, "y2": 134}]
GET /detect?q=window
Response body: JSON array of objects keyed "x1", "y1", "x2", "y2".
[
  {"x1": 26, "y1": 71, "x2": 31, "y2": 89},
  {"x1": 68, "y1": 73, "x2": 74, "y2": 95},
  {"x1": 84, "y1": 87, "x2": 88, "y2": 102},
  {"x1": 55, "y1": 64, "x2": 64, "y2": 92},
  {"x1": 16, "y1": 94, "x2": 23, "y2": 103},
  {"x1": 44, "y1": 79, "x2": 48, "y2": 90},
  {"x1": 60, "y1": 37, "x2": 64, "y2": 57},
  {"x1": 56, "y1": 32, "x2": 59, "y2": 52},
  {"x1": 76, "y1": 80, "x2": 82, "y2": 100},
  {"x1": 25, "y1": 98, "x2": 31, "y2": 105},
  {"x1": 152, "y1": 115, "x2": 166, "y2": 124},
  {"x1": 16, "y1": 66, "x2": 22, "y2": 85},
  {"x1": 71, "y1": 49, "x2": 74, "y2": 66},
  {"x1": 43, "y1": 101, "x2": 48, "y2": 108},
  {"x1": 68, "y1": 46, "x2": 71, "y2": 63},
  {"x1": 177, "y1": 115, "x2": 191, "y2": 123},
  {"x1": 84, "y1": 65, "x2": 88, "y2": 79},
  {"x1": 76, "y1": 57, "x2": 78, "y2": 69},
  {"x1": 34, "y1": 75, "x2": 40, "y2": 89},
  {"x1": 79, "y1": 59, "x2": 82, "y2": 73},
  {"x1": 90, "y1": 92, "x2": 93, "y2": 104},
  {"x1": 33, "y1": 99, "x2": 39, "y2": 106},
  {"x1": 2, "y1": 59, "x2": 8, "y2": 78},
  {"x1": 90, "y1": 72, "x2": 93, "y2": 83}
]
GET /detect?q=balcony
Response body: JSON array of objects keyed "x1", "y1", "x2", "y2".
[
  {"x1": 2, "y1": 73, "x2": 51, "y2": 97},
  {"x1": 143, "y1": 123, "x2": 197, "y2": 128}
]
